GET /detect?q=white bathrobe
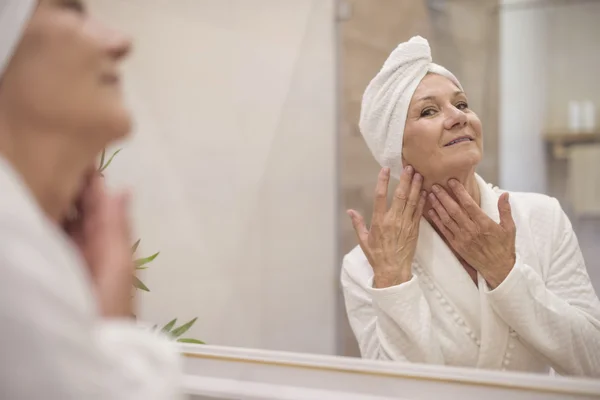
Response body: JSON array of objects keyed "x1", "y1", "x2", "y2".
[
  {"x1": 341, "y1": 174, "x2": 600, "y2": 378},
  {"x1": 0, "y1": 157, "x2": 183, "y2": 399}
]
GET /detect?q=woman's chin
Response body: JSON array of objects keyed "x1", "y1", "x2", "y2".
[
  {"x1": 96, "y1": 106, "x2": 133, "y2": 142},
  {"x1": 443, "y1": 148, "x2": 482, "y2": 172}
]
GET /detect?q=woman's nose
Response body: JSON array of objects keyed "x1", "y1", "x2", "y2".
[
  {"x1": 444, "y1": 107, "x2": 467, "y2": 130},
  {"x1": 105, "y1": 29, "x2": 132, "y2": 61}
]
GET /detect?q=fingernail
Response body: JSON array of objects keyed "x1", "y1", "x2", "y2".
[
  {"x1": 346, "y1": 210, "x2": 353, "y2": 217},
  {"x1": 429, "y1": 193, "x2": 436, "y2": 201},
  {"x1": 421, "y1": 190, "x2": 426, "y2": 198},
  {"x1": 448, "y1": 179, "x2": 457, "y2": 187},
  {"x1": 405, "y1": 165, "x2": 413, "y2": 173},
  {"x1": 432, "y1": 185, "x2": 440, "y2": 192},
  {"x1": 414, "y1": 173, "x2": 422, "y2": 181}
]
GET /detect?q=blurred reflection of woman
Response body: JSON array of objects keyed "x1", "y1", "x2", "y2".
[
  {"x1": 342, "y1": 36, "x2": 600, "y2": 378},
  {"x1": 0, "y1": 1, "x2": 181, "y2": 398}
]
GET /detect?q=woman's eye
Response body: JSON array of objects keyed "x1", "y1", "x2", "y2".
[
  {"x1": 420, "y1": 108, "x2": 436, "y2": 117},
  {"x1": 456, "y1": 102, "x2": 469, "y2": 110}
]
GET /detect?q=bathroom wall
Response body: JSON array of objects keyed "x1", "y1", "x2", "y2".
[
  {"x1": 499, "y1": 0, "x2": 600, "y2": 192},
  {"x1": 90, "y1": 0, "x2": 339, "y2": 355},
  {"x1": 499, "y1": 0, "x2": 600, "y2": 292}
]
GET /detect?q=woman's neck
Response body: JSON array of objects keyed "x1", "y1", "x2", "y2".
[
  {"x1": 420, "y1": 170, "x2": 481, "y2": 285},
  {"x1": 0, "y1": 123, "x2": 96, "y2": 224},
  {"x1": 422, "y1": 170, "x2": 481, "y2": 219}
]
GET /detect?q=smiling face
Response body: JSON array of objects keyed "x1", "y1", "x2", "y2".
[
  {"x1": 402, "y1": 73, "x2": 483, "y2": 183},
  {"x1": 0, "y1": 0, "x2": 132, "y2": 149}
]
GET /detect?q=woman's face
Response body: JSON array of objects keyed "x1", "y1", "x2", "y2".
[
  {"x1": 402, "y1": 73, "x2": 483, "y2": 181},
  {"x1": 0, "y1": 0, "x2": 132, "y2": 147}
]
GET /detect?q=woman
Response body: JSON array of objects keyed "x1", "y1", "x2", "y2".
[
  {"x1": 342, "y1": 36, "x2": 600, "y2": 378},
  {"x1": 0, "y1": 1, "x2": 182, "y2": 398}
]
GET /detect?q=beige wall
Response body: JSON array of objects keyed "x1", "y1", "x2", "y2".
[
  {"x1": 545, "y1": 2, "x2": 600, "y2": 132},
  {"x1": 499, "y1": 0, "x2": 600, "y2": 194},
  {"x1": 544, "y1": 3, "x2": 600, "y2": 294},
  {"x1": 499, "y1": 0, "x2": 600, "y2": 293},
  {"x1": 91, "y1": 0, "x2": 339, "y2": 355},
  {"x1": 339, "y1": 0, "x2": 500, "y2": 356}
]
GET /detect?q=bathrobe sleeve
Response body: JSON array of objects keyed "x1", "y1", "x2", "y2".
[
  {"x1": 486, "y1": 197, "x2": 600, "y2": 378},
  {"x1": 0, "y1": 226, "x2": 183, "y2": 400},
  {"x1": 341, "y1": 255, "x2": 445, "y2": 364}
]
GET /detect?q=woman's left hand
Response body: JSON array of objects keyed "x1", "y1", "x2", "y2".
[{"x1": 427, "y1": 179, "x2": 516, "y2": 289}]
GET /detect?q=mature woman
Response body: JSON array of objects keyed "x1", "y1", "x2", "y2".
[
  {"x1": 342, "y1": 36, "x2": 600, "y2": 378},
  {"x1": 0, "y1": 1, "x2": 181, "y2": 398}
]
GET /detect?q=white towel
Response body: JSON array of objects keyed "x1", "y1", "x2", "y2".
[
  {"x1": 0, "y1": 0, "x2": 36, "y2": 79},
  {"x1": 359, "y1": 36, "x2": 463, "y2": 179}
]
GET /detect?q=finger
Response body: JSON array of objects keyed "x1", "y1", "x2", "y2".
[
  {"x1": 372, "y1": 168, "x2": 390, "y2": 221},
  {"x1": 428, "y1": 191, "x2": 460, "y2": 234},
  {"x1": 81, "y1": 173, "x2": 104, "y2": 218},
  {"x1": 403, "y1": 172, "x2": 423, "y2": 217},
  {"x1": 431, "y1": 185, "x2": 472, "y2": 227},
  {"x1": 498, "y1": 192, "x2": 515, "y2": 231},
  {"x1": 414, "y1": 190, "x2": 427, "y2": 219},
  {"x1": 391, "y1": 165, "x2": 414, "y2": 214},
  {"x1": 428, "y1": 209, "x2": 455, "y2": 240},
  {"x1": 85, "y1": 175, "x2": 108, "y2": 231},
  {"x1": 117, "y1": 192, "x2": 135, "y2": 281},
  {"x1": 117, "y1": 190, "x2": 133, "y2": 244},
  {"x1": 347, "y1": 210, "x2": 369, "y2": 247},
  {"x1": 448, "y1": 179, "x2": 486, "y2": 223}
]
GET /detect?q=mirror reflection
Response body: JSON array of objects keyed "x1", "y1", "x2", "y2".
[
  {"x1": 93, "y1": 0, "x2": 600, "y2": 379},
  {"x1": 338, "y1": 0, "x2": 600, "y2": 378}
]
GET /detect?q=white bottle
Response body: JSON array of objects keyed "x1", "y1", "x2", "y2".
[
  {"x1": 581, "y1": 101, "x2": 596, "y2": 132},
  {"x1": 569, "y1": 101, "x2": 582, "y2": 132}
]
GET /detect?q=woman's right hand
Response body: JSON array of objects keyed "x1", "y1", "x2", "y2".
[
  {"x1": 347, "y1": 166, "x2": 426, "y2": 288},
  {"x1": 67, "y1": 172, "x2": 135, "y2": 318}
]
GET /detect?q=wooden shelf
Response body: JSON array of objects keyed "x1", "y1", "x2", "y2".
[{"x1": 543, "y1": 131, "x2": 600, "y2": 159}]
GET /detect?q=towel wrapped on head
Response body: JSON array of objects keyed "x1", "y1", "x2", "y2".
[
  {"x1": 0, "y1": 0, "x2": 37, "y2": 79},
  {"x1": 359, "y1": 36, "x2": 463, "y2": 179}
]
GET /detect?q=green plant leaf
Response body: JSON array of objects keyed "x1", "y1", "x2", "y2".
[
  {"x1": 161, "y1": 318, "x2": 178, "y2": 334},
  {"x1": 99, "y1": 149, "x2": 106, "y2": 171},
  {"x1": 133, "y1": 276, "x2": 150, "y2": 292},
  {"x1": 135, "y1": 266, "x2": 149, "y2": 270},
  {"x1": 170, "y1": 317, "x2": 197, "y2": 338},
  {"x1": 177, "y1": 338, "x2": 205, "y2": 344},
  {"x1": 135, "y1": 252, "x2": 159, "y2": 268},
  {"x1": 100, "y1": 148, "x2": 122, "y2": 172},
  {"x1": 131, "y1": 239, "x2": 141, "y2": 253}
]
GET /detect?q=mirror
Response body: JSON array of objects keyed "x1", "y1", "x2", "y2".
[
  {"x1": 180, "y1": 344, "x2": 600, "y2": 399},
  {"x1": 90, "y1": 0, "x2": 600, "y2": 384}
]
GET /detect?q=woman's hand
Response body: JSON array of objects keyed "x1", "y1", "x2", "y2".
[
  {"x1": 427, "y1": 179, "x2": 516, "y2": 289},
  {"x1": 347, "y1": 166, "x2": 426, "y2": 288},
  {"x1": 65, "y1": 172, "x2": 135, "y2": 318}
]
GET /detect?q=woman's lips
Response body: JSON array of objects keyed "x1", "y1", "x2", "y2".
[{"x1": 444, "y1": 137, "x2": 473, "y2": 147}]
